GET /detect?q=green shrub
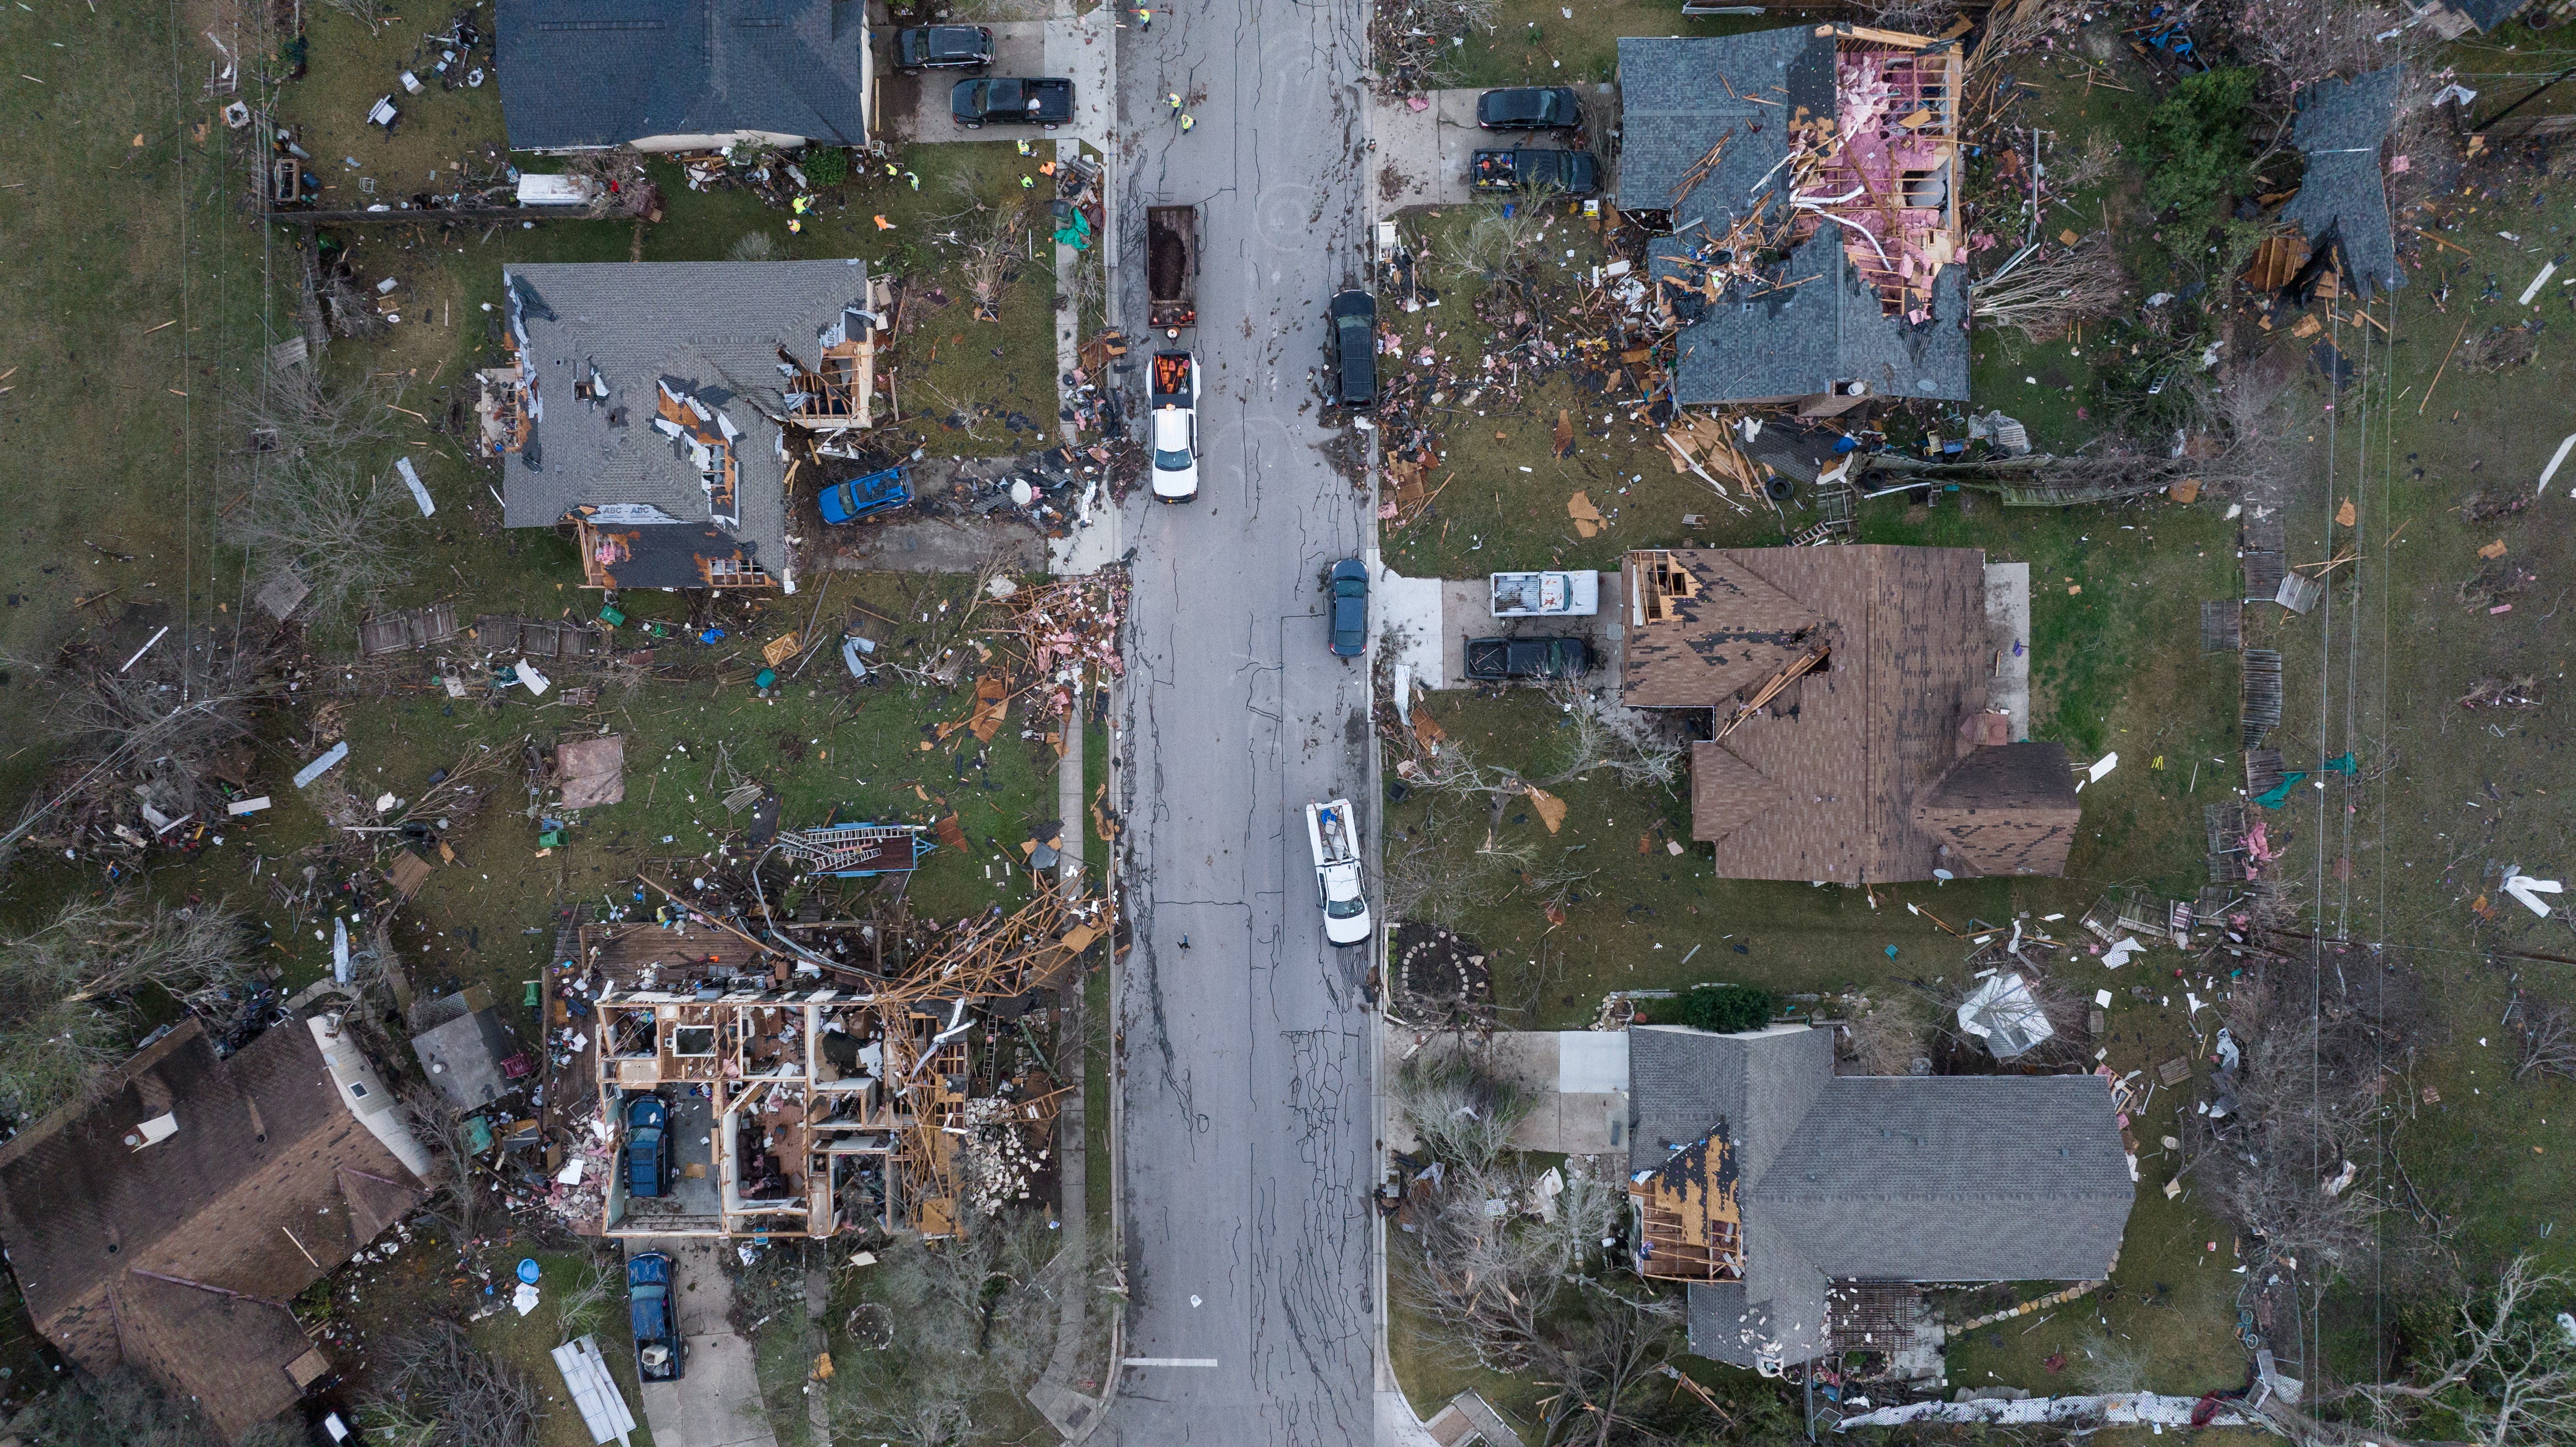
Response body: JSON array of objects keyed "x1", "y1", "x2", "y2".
[
  {"x1": 802, "y1": 146, "x2": 850, "y2": 189},
  {"x1": 1674, "y1": 983, "x2": 1776, "y2": 1034},
  {"x1": 2140, "y1": 67, "x2": 2258, "y2": 226}
]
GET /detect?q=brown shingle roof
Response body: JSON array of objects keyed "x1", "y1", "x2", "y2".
[
  {"x1": 1911, "y1": 741, "x2": 2083, "y2": 876},
  {"x1": 0, "y1": 1021, "x2": 429, "y2": 1442},
  {"x1": 1623, "y1": 547, "x2": 2047, "y2": 882},
  {"x1": 1689, "y1": 743, "x2": 1790, "y2": 841}
]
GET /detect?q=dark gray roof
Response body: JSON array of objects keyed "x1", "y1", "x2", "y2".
[
  {"x1": 2453, "y1": 0, "x2": 2531, "y2": 30},
  {"x1": 1631, "y1": 1024, "x2": 2133, "y2": 1367},
  {"x1": 1756, "y1": 1077, "x2": 2137, "y2": 1282},
  {"x1": 1626, "y1": 1024, "x2": 1833, "y2": 1177},
  {"x1": 1615, "y1": 32, "x2": 1831, "y2": 231},
  {"x1": 500, "y1": 260, "x2": 869, "y2": 580},
  {"x1": 496, "y1": 0, "x2": 870, "y2": 151},
  {"x1": 1654, "y1": 232, "x2": 1971, "y2": 405},
  {"x1": 2281, "y1": 66, "x2": 2406, "y2": 299}
]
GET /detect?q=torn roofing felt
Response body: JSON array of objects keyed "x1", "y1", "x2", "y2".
[
  {"x1": 495, "y1": 0, "x2": 870, "y2": 150},
  {"x1": 493, "y1": 260, "x2": 869, "y2": 589},
  {"x1": 2280, "y1": 65, "x2": 2406, "y2": 299},
  {"x1": 1619, "y1": 31, "x2": 1972, "y2": 406}
]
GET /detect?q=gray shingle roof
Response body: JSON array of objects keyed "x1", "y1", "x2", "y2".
[
  {"x1": 1619, "y1": 33, "x2": 1972, "y2": 406},
  {"x1": 2281, "y1": 66, "x2": 2406, "y2": 299},
  {"x1": 500, "y1": 260, "x2": 869, "y2": 583},
  {"x1": 1632, "y1": 1024, "x2": 2133, "y2": 1366},
  {"x1": 1755, "y1": 1077, "x2": 2137, "y2": 1282},
  {"x1": 1655, "y1": 232, "x2": 1971, "y2": 405},
  {"x1": 496, "y1": 0, "x2": 870, "y2": 151},
  {"x1": 1615, "y1": 32, "x2": 1830, "y2": 231}
]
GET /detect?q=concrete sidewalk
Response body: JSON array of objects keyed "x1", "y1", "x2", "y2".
[{"x1": 627, "y1": 1239, "x2": 780, "y2": 1447}]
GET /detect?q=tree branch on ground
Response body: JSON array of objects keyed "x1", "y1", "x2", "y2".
[
  {"x1": 370, "y1": 1319, "x2": 540, "y2": 1447},
  {"x1": 2352, "y1": 1255, "x2": 2576, "y2": 1447},
  {"x1": 1972, "y1": 236, "x2": 2130, "y2": 343},
  {"x1": 1394, "y1": 1050, "x2": 1531, "y2": 1171},
  {"x1": 2514, "y1": 1000, "x2": 2576, "y2": 1084}
]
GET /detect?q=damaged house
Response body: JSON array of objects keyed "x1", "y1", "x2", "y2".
[
  {"x1": 1619, "y1": 28, "x2": 1970, "y2": 415},
  {"x1": 485, "y1": 260, "x2": 880, "y2": 592},
  {"x1": 496, "y1": 0, "x2": 872, "y2": 153},
  {"x1": 1626, "y1": 1022, "x2": 2133, "y2": 1373},
  {"x1": 0, "y1": 1018, "x2": 432, "y2": 1442},
  {"x1": 1620, "y1": 547, "x2": 2081, "y2": 883},
  {"x1": 2277, "y1": 66, "x2": 2407, "y2": 301}
]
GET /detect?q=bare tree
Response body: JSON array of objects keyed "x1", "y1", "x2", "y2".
[
  {"x1": 1840, "y1": 994, "x2": 1929, "y2": 1077},
  {"x1": 231, "y1": 365, "x2": 403, "y2": 465},
  {"x1": 0, "y1": 996, "x2": 127, "y2": 1128},
  {"x1": 5, "y1": 892, "x2": 262, "y2": 1004},
  {"x1": 401, "y1": 1085, "x2": 485, "y2": 1245},
  {"x1": 1394, "y1": 1049, "x2": 1532, "y2": 1171},
  {"x1": 222, "y1": 462, "x2": 413, "y2": 625},
  {"x1": 2353, "y1": 1256, "x2": 2576, "y2": 1447},
  {"x1": 370, "y1": 1319, "x2": 541, "y2": 1447},
  {"x1": 2185, "y1": 955, "x2": 2423, "y2": 1285}
]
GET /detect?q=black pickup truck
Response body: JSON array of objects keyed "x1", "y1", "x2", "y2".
[
  {"x1": 1465, "y1": 636, "x2": 1593, "y2": 680},
  {"x1": 1469, "y1": 147, "x2": 1600, "y2": 196}
]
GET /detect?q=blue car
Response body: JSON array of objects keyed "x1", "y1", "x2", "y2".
[
  {"x1": 818, "y1": 466, "x2": 912, "y2": 525},
  {"x1": 629, "y1": 1251, "x2": 684, "y2": 1381},
  {"x1": 624, "y1": 1095, "x2": 671, "y2": 1198},
  {"x1": 1328, "y1": 559, "x2": 1368, "y2": 658}
]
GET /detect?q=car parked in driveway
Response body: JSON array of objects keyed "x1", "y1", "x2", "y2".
[
  {"x1": 1465, "y1": 635, "x2": 1594, "y2": 680},
  {"x1": 817, "y1": 466, "x2": 911, "y2": 524},
  {"x1": 629, "y1": 1251, "x2": 685, "y2": 1382},
  {"x1": 1477, "y1": 86, "x2": 1581, "y2": 130},
  {"x1": 951, "y1": 76, "x2": 1074, "y2": 129},
  {"x1": 624, "y1": 1094, "x2": 671, "y2": 1198},
  {"x1": 1328, "y1": 558, "x2": 1368, "y2": 658},
  {"x1": 1327, "y1": 290, "x2": 1377, "y2": 409},
  {"x1": 895, "y1": 24, "x2": 993, "y2": 71},
  {"x1": 1470, "y1": 147, "x2": 1600, "y2": 196}
]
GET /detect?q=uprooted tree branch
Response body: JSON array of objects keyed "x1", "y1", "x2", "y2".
[{"x1": 1972, "y1": 236, "x2": 2131, "y2": 342}]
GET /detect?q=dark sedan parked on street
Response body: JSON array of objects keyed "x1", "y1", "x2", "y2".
[
  {"x1": 1477, "y1": 86, "x2": 1581, "y2": 130},
  {"x1": 896, "y1": 25, "x2": 993, "y2": 71},
  {"x1": 1328, "y1": 290, "x2": 1377, "y2": 409}
]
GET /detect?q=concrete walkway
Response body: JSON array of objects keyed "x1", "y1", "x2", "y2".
[{"x1": 626, "y1": 1238, "x2": 779, "y2": 1447}]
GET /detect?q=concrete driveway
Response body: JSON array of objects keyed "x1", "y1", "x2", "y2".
[
  {"x1": 887, "y1": 9, "x2": 1119, "y2": 146},
  {"x1": 626, "y1": 1239, "x2": 778, "y2": 1447},
  {"x1": 1369, "y1": 83, "x2": 1617, "y2": 209}
]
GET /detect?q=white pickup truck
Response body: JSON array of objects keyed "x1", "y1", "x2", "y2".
[
  {"x1": 1304, "y1": 798, "x2": 1372, "y2": 948},
  {"x1": 1490, "y1": 570, "x2": 1599, "y2": 617}
]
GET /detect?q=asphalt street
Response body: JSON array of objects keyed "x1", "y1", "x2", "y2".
[{"x1": 1104, "y1": 0, "x2": 1381, "y2": 1438}]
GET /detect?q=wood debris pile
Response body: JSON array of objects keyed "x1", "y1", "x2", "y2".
[{"x1": 988, "y1": 573, "x2": 1127, "y2": 723}]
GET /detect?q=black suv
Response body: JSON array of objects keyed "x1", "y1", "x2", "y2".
[
  {"x1": 896, "y1": 25, "x2": 994, "y2": 71},
  {"x1": 951, "y1": 76, "x2": 1074, "y2": 129},
  {"x1": 1328, "y1": 291, "x2": 1377, "y2": 409},
  {"x1": 1476, "y1": 86, "x2": 1581, "y2": 130}
]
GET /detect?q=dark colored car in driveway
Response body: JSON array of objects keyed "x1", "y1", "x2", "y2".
[
  {"x1": 1328, "y1": 290, "x2": 1376, "y2": 409},
  {"x1": 951, "y1": 76, "x2": 1074, "y2": 129},
  {"x1": 1328, "y1": 559, "x2": 1368, "y2": 658},
  {"x1": 895, "y1": 25, "x2": 993, "y2": 71},
  {"x1": 1465, "y1": 635, "x2": 1593, "y2": 680},
  {"x1": 629, "y1": 1251, "x2": 685, "y2": 1381},
  {"x1": 1477, "y1": 86, "x2": 1581, "y2": 130},
  {"x1": 1470, "y1": 147, "x2": 1600, "y2": 196}
]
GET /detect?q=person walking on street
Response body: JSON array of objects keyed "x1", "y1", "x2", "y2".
[
  {"x1": 1166, "y1": 91, "x2": 1182, "y2": 113},
  {"x1": 1179, "y1": 113, "x2": 1195, "y2": 132},
  {"x1": 1134, "y1": 6, "x2": 1151, "y2": 28}
]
